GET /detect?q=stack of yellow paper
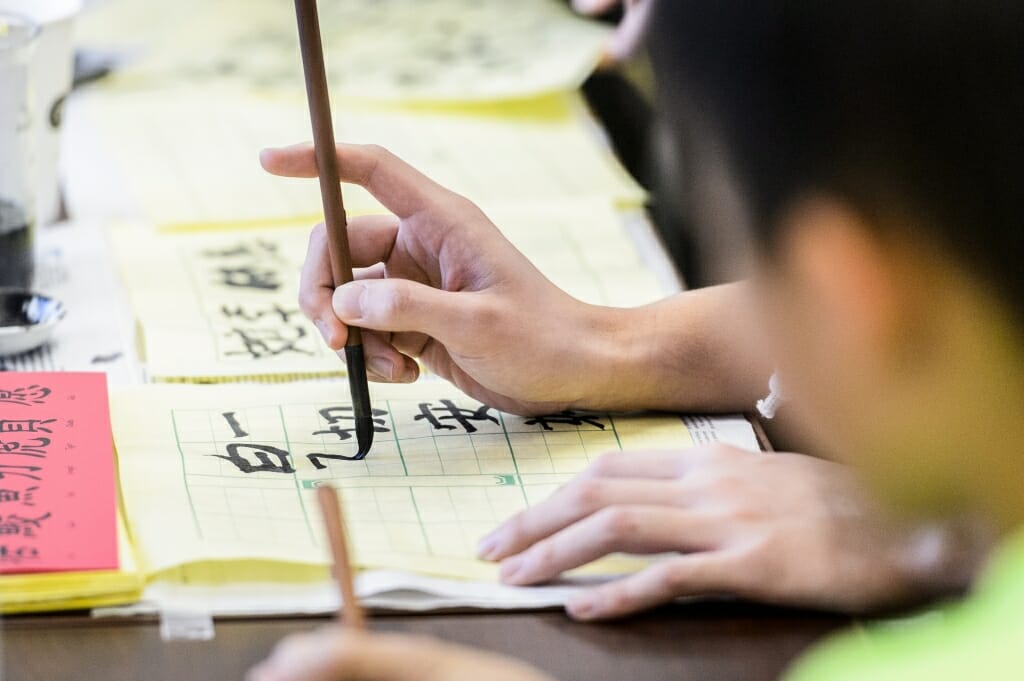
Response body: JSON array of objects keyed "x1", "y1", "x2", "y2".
[{"x1": 0, "y1": 514, "x2": 143, "y2": 614}]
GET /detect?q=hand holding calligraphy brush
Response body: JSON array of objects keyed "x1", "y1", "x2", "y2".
[{"x1": 294, "y1": 0, "x2": 374, "y2": 458}]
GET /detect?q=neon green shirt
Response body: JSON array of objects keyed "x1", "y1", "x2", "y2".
[{"x1": 785, "y1": 530, "x2": 1024, "y2": 681}]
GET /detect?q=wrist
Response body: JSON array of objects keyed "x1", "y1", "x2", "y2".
[{"x1": 568, "y1": 302, "x2": 666, "y2": 411}]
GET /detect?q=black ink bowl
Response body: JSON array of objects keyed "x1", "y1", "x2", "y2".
[{"x1": 0, "y1": 289, "x2": 66, "y2": 357}]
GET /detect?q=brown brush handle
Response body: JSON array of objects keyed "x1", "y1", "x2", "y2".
[
  {"x1": 316, "y1": 485, "x2": 366, "y2": 629},
  {"x1": 294, "y1": 0, "x2": 362, "y2": 347}
]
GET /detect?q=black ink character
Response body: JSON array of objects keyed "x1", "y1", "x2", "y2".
[
  {"x1": 215, "y1": 266, "x2": 281, "y2": 291},
  {"x1": 0, "y1": 512, "x2": 51, "y2": 537},
  {"x1": 523, "y1": 411, "x2": 607, "y2": 431},
  {"x1": 0, "y1": 544, "x2": 39, "y2": 563},
  {"x1": 221, "y1": 412, "x2": 249, "y2": 438},
  {"x1": 220, "y1": 303, "x2": 301, "y2": 324},
  {"x1": 0, "y1": 385, "x2": 51, "y2": 407},
  {"x1": 0, "y1": 437, "x2": 50, "y2": 458},
  {"x1": 414, "y1": 400, "x2": 498, "y2": 434},
  {"x1": 0, "y1": 419, "x2": 55, "y2": 434},
  {"x1": 224, "y1": 327, "x2": 314, "y2": 359},
  {"x1": 0, "y1": 487, "x2": 35, "y2": 505},
  {"x1": 0, "y1": 465, "x2": 43, "y2": 481},
  {"x1": 313, "y1": 406, "x2": 390, "y2": 442},
  {"x1": 202, "y1": 240, "x2": 282, "y2": 261},
  {"x1": 307, "y1": 451, "x2": 366, "y2": 466},
  {"x1": 211, "y1": 443, "x2": 295, "y2": 474}
]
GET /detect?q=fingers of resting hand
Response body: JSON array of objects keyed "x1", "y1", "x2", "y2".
[
  {"x1": 498, "y1": 506, "x2": 722, "y2": 586},
  {"x1": 577, "y1": 446, "x2": 752, "y2": 482},
  {"x1": 260, "y1": 143, "x2": 450, "y2": 219},
  {"x1": 478, "y1": 478, "x2": 687, "y2": 561},
  {"x1": 566, "y1": 553, "x2": 741, "y2": 621}
]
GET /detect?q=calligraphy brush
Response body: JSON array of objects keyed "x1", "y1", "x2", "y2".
[
  {"x1": 294, "y1": 0, "x2": 374, "y2": 458},
  {"x1": 316, "y1": 484, "x2": 366, "y2": 629}
]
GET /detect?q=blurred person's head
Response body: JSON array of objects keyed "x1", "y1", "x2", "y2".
[{"x1": 650, "y1": 1, "x2": 1024, "y2": 527}]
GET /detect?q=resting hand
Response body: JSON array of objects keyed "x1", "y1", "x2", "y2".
[
  {"x1": 261, "y1": 143, "x2": 636, "y2": 415},
  {"x1": 479, "y1": 444, "x2": 982, "y2": 619},
  {"x1": 247, "y1": 628, "x2": 555, "y2": 681}
]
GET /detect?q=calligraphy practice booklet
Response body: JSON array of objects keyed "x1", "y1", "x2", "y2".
[
  {"x1": 66, "y1": 89, "x2": 645, "y2": 230},
  {"x1": 78, "y1": 0, "x2": 613, "y2": 103},
  {"x1": 0, "y1": 372, "x2": 143, "y2": 613},
  {"x1": 105, "y1": 381, "x2": 761, "y2": 615},
  {"x1": 108, "y1": 201, "x2": 668, "y2": 383}
]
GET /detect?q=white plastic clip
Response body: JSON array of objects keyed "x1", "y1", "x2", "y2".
[{"x1": 159, "y1": 608, "x2": 215, "y2": 642}]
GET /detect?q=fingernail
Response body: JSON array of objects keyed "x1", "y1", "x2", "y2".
[
  {"x1": 369, "y1": 356, "x2": 394, "y2": 381},
  {"x1": 567, "y1": 594, "x2": 598, "y2": 620},
  {"x1": 499, "y1": 555, "x2": 526, "y2": 582},
  {"x1": 476, "y1": 535, "x2": 498, "y2": 560},
  {"x1": 332, "y1": 283, "x2": 367, "y2": 321}
]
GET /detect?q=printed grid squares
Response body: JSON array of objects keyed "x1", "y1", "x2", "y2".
[{"x1": 171, "y1": 399, "x2": 627, "y2": 558}]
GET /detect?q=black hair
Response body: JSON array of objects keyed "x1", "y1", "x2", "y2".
[{"x1": 650, "y1": 1, "x2": 1024, "y2": 309}]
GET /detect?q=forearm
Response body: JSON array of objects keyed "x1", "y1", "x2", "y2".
[{"x1": 577, "y1": 282, "x2": 774, "y2": 413}]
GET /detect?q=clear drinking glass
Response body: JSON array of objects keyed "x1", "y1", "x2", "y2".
[{"x1": 0, "y1": 13, "x2": 38, "y2": 289}]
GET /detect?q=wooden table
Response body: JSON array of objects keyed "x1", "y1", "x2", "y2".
[{"x1": 3, "y1": 602, "x2": 849, "y2": 681}]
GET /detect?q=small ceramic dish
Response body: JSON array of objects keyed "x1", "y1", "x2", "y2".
[{"x1": 0, "y1": 288, "x2": 66, "y2": 357}]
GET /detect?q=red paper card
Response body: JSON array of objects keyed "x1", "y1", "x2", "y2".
[{"x1": 0, "y1": 372, "x2": 119, "y2": 574}]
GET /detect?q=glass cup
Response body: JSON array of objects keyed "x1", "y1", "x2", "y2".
[
  {"x1": 0, "y1": 12, "x2": 38, "y2": 289},
  {"x1": 0, "y1": 0, "x2": 83, "y2": 225}
]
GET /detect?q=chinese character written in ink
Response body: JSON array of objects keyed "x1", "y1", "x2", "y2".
[
  {"x1": 211, "y1": 443, "x2": 295, "y2": 474},
  {"x1": 0, "y1": 512, "x2": 51, "y2": 537},
  {"x1": 0, "y1": 437, "x2": 51, "y2": 458},
  {"x1": 523, "y1": 411, "x2": 607, "y2": 431},
  {"x1": 0, "y1": 418, "x2": 55, "y2": 434},
  {"x1": 202, "y1": 240, "x2": 283, "y2": 261},
  {"x1": 224, "y1": 327, "x2": 314, "y2": 359},
  {"x1": 215, "y1": 266, "x2": 282, "y2": 291},
  {"x1": 203, "y1": 240, "x2": 286, "y2": 291},
  {"x1": 0, "y1": 385, "x2": 51, "y2": 407},
  {"x1": 221, "y1": 411, "x2": 249, "y2": 438},
  {"x1": 0, "y1": 465, "x2": 43, "y2": 481},
  {"x1": 414, "y1": 400, "x2": 498, "y2": 434},
  {"x1": 220, "y1": 303, "x2": 302, "y2": 324},
  {"x1": 0, "y1": 487, "x2": 36, "y2": 505},
  {"x1": 0, "y1": 544, "x2": 39, "y2": 563},
  {"x1": 307, "y1": 406, "x2": 391, "y2": 465},
  {"x1": 313, "y1": 406, "x2": 390, "y2": 442}
]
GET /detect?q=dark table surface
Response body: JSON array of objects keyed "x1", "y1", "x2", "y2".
[{"x1": 3, "y1": 602, "x2": 851, "y2": 681}]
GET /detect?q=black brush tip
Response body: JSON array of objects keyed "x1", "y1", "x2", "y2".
[{"x1": 344, "y1": 343, "x2": 374, "y2": 460}]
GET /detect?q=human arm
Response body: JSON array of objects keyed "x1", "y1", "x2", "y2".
[{"x1": 260, "y1": 143, "x2": 772, "y2": 415}]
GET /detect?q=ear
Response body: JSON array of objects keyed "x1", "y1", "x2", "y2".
[{"x1": 776, "y1": 196, "x2": 912, "y2": 360}]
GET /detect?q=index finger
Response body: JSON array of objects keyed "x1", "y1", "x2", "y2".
[{"x1": 260, "y1": 143, "x2": 450, "y2": 219}]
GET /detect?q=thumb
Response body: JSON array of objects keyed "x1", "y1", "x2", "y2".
[{"x1": 332, "y1": 279, "x2": 482, "y2": 342}]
